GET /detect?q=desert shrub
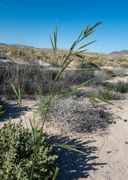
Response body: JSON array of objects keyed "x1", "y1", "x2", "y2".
[
  {"x1": 49, "y1": 60, "x2": 60, "y2": 67},
  {"x1": 62, "y1": 70, "x2": 94, "y2": 85},
  {"x1": 115, "y1": 81, "x2": 128, "y2": 93},
  {"x1": 49, "y1": 96, "x2": 110, "y2": 134},
  {"x1": 78, "y1": 61, "x2": 99, "y2": 69},
  {"x1": 10, "y1": 49, "x2": 25, "y2": 58},
  {"x1": 98, "y1": 89, "x2": 120, "y2": 100},
  {"x1": 120, "y1": 63, "x2": 128, "y2": 68},
  {"x1": 0, "y1": 118, "x2": 58, "y2": 180},
  {"x1": 95, "y1": 58, "x2": 106, "y2": 67},
  {"x1": 116, "y1": 57, "x2": 127, "y2": 63},
  {"x1": 49, "y1": 55, "x2": 60, "y2": 67},
  {"x1": 31, "y1": 49, "x2": 35, "y2": 54},
  {"x1": 0, "y1": 98, "x2": 4, "y2": 116},
  {"x1": 105, "y1": 81, "x2": 128, "y2": 93},
  {"x1": 85, "y1": 56, "x2": 97, "y2": 62},
  {"x1": 111, "y1": 67, "x2": 127, "y2": 76},
  {"x1": 103, "y1": 69, "x2": 116, "y2": 77}
]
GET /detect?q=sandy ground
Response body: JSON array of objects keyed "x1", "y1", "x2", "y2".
[
  {"x1": 0, "y1": 57, "x2": 128, "y2": 179},
  {"x1": 0, "y1": 90, "x2": 128, "y2": 180}
]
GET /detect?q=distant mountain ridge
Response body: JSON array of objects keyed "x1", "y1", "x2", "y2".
[
  {"x1": 110, "y1": 50, "x2": 128, "y2": 55},
  {"x1": 0, "y1": 43, "x2": 35, "y2": 48}
]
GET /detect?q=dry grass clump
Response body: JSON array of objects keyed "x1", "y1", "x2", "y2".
[
  {"x1": 10, "y1": 49, "x2": 25, "y2": 58},
  {"x1": 104, "y1": 80, "x2": 128, "y2": 93},
  {"x1": 48, "y1": 96, "x2": 110, "y2": 135},
  {"x1": 0, "y1": 63, "x2": 72, "y2": 98},
  {"x1": 98, "y1": 89, "x2": 120, "y2": 100}
]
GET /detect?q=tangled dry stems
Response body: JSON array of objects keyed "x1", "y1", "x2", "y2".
[{"x1": 46, "y1": 96, "x2": 111, "y2": 136}]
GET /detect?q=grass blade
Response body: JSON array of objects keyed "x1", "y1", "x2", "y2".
[
  {"x1": 60, "y1": 51, "x2": 72, "y2": 67},
  {"x1": 76, "y1": 79, "x2": 92, "y2": 89},
  {"x1": 70, "y1": 41, "x2": 77, "y2": 51},
  {"x1": 29, "y1": 118, "x2": 34, "y2": 137},
  {"x1": 52, "y1": 167, "x2": 59, "y2": 180},
  {"x1": 54, "y1": 59, "x2": 73, "y2": 81},
  {"x1": 75, "y1": 68, "x2": 101, "y2": 71},
  {"x1": 88, "y1": 94, "x2": 114, "y2": 105},
  {"x1": 54, "y1": 144, "x2": 86, "y2": 154},
  {"x1": 62, "y1": 89, "x2": 83, "y2": 97},
  {"x1": 84, "y1": 95, "x2": 100, "y2": 103},
  {"x1": 74, "y1": 53, "x2": 84, "y2": 59},
  {"x1": 49, "y1": 35, "x2": 55, "y2": 53},
  {"x1": 77, "y1": 29, "x2": 84, "y2": 41},
  {"x1": 11, "y1": 83, "x2": 19, "y2": 98},
  {"x1": 78, "y1": 40, "x2": 96, "y2": 50},
  {"x1": 18, "y1": 86, "x2": 21, "y2": 104}
]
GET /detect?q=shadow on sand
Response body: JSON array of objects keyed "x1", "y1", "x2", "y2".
[
  {"x1": 49, "y1": 134, "x2": 107, "y2": 180},
  {"x1": 0, "y1": 101, "x2": 32, "y2": 123}
]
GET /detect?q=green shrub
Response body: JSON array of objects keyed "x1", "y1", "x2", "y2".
[
  {"x1": 120, "y1": 63, "x2": 128, "y2": 68},
  {"x1": 98, "y1": 89, "x2": 120, "y2": 100},
  {"x1": 10, "y1": 49, "x2": 25, "y2": 58},
  {"x1": 104, "y1": 69, "x2": 116, "y2": 77},
  {"x1": 78, "y1": 61, "x2": 99, "y2": 69},
  {"x1": 116, "y1": 57, "x2": 127, "y2": 63},
  {"x1": 105, "y1": 81, "x2": 128, "y2": 93},
  {"x1": 114, "y1": 81, "x2": 128, "y2": 93},
  {"x1": 0, "y1": 118, "x2": 58, "y2": 180}
]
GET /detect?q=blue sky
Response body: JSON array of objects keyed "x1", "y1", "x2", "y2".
[{"x1": 0, "y1": 0, "x2": 128, "y2": 53}]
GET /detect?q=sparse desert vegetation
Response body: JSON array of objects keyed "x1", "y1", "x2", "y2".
[{"x1": 0, "y1": 21, "x2": 128, "y2": 180}]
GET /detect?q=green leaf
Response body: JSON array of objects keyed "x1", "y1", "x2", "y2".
[
  {"x1": 70, "y1": 41, "x2": 77, "y2": 51},
  {"x1": 62, "y1": 89, "x2": 83, "y2": 97},
  {"x1": 76, "y1": 79, "x2": 92, "y2": 89},
  {"x1": 49, "y1": 35, "x2": 55, "y2": 53},
  {"x1": 55, "y1": 22, "x2": 57, "y2": 50},
  {"x1": 117, "y1": 115, "x2": 122, "y2": 120},
  {"x1": 84, "y1": 24, "x2": 89, "y2": 34},
  {"x1": 60, "y1": 51, "x2": 72, "y2": 67},
  {"x1": 78, "y1": 40, "x2": 97, "y2": 49},
  {"x1": 88, "y1": 94, "x2": 114, "y2": 105},
  {"x1": 54, "y1": 59, "x2": 73, "y2": 81},
  {"x1": 84, "y1": 95, "x2": 100, "y2": 103},
  {"x1": 11, "y1": 83, "x2": 19, "y2": 98},
  {"x1": 75, "y1": 68, "x2": 101, "y2": 71},
  {"x1": 74, "y1": 53, "x2": 84, "y2": 59},
  {"x1": 77, "y1": 29, "x2": 84, "y2": 41},
  {"x1": 18, "y1": 86, "x2": 21, "y2": 104},
  {"x1": 79, "y1": 30, "x2": 95, "y2": 42},
  {"x1": 29, "y1": 118, "x2": 34, "y2": 137},
  {"x1": 54, "y1": 144, "x2": 86, "y2": 154}
]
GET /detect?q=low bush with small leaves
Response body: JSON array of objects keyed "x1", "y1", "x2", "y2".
[
  {"x1": 105, "y1": 81, "x2": 128, "y2": 93},
  {"x1": 98, "y1": 89, "x2": 120, "y2": 100},
  {"x1": 0, "y1": 118, "x2": 59, "y2": 180}
]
